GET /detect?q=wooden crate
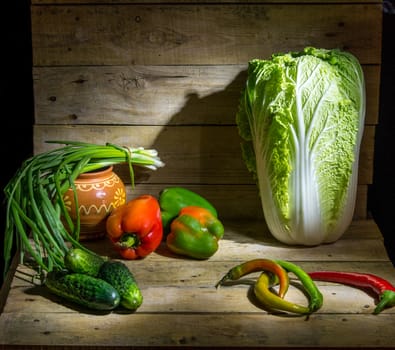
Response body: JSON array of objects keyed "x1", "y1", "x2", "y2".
[{"x1": 1, "y1": 0, "x2": 392, "y2": 349}]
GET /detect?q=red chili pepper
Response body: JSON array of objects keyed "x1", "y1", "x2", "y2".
[
  {"x1": 308, "y1": 271, "x2": 395, "y2": 314},
  {"x1": 106, "y1": 194, "x2": 163, "y2": 259}
]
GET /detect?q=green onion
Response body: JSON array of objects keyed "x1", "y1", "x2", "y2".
[{"x1": 3, "y1": 141, "x2": 164, "y2": 277}]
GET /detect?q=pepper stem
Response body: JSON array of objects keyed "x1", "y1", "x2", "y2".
[
  {"x1": 117, "y1": 233, "x2": 140, "y2": 249},
  {"x1": 374, "y1": 290, "x2": 395, "y2": 314},
  {"x1": 215, "y1": 272, "x2": 231, "y2": 289}
]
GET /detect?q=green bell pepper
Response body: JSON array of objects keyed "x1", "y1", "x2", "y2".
[
  {"x1": 159, "y1": 187, "x2": 218, "y2": 235},
  {"x1": 166, "y1": 206, "x2": 224, "y2": 259}
]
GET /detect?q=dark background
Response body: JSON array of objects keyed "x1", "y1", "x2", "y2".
[
  {"x1": 369, "y1": 1, "x2": 395, "y2": 264},
  {"x1": 1, "y1": 1, "x2": 34, "y2": 287},
  {"x1": 0, "y1": 1, "x2": 394, "y2": 288}
]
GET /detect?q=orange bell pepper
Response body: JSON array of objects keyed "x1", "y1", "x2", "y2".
[{"x1": 106, "y1": 194, "x2": 163, "y2": 259}]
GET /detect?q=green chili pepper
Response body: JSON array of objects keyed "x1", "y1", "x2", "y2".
[
  {"x1": 276, "y1": 259, "x2": 323, "y2": 313},
  {"x1": 215, "y1": 258, "x2": 289, "y2": 298},
  {"x1": 254, "y1": 272, "x2": 311, "y2": 314}
]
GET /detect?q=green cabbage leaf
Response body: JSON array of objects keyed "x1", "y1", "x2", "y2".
[{"x1": 236, "y1": 47, "x2": 366, "y2": 245}]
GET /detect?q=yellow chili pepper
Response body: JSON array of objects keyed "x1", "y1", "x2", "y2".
[{"x1": 254, "y1": 272, "x2": 311, "y2": 314}]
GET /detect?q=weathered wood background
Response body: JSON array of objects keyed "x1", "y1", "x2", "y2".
[{"x1": 31, "y1": 0, "x2": 382, "y2": 221}]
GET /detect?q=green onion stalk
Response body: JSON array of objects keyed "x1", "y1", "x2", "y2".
[{"x1": 3, "y1": 141, "x2": 165, "y2": 277}]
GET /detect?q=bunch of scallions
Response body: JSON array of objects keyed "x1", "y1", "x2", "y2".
[{"x1": 2, "y1": 140, "x2": 164, "y2": 277}]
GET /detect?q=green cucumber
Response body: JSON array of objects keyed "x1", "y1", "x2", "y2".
[
  {"x1": 45, "y1": 270, "x2": 120, "y2": 311},
  {"x1": 99, "y1": 260, "x2": 143, "y2": 310},
  {"x1": 64, "y1": 248, "x2": 107, "y2": 277}
]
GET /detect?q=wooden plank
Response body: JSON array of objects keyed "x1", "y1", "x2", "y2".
[
  {"x1": 216, "y1": 218, "x2": 384, "y2": 241},
  {"x1": 31, "y1": 4, "x2": 382, "y2": 66},
  {"x1": 33, "y1": 125, "x2": 376, "y2": 186},
  {"x1": 4, "y1": 276, "x2": 395, "y2": 315},
  {"x1": 7, "y1": 259, "x2": 395, "y2": 291},
  {"x1": 1, "y1": 312, "x2": 395, "y2": 348},
  {"x1": 33, "y1": 65, "x2": 380, "y2": 126},
  {"x1": 137, "y1": 237, "x2": 389, "y2": 263},
  {"x1": 354, "y1": 184, "x2": 368, "y2": 220}
]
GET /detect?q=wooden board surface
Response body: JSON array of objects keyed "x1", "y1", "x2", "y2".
[
  {"x1": 31, "y1": 4, "x2": 382, "y2": 66},
  {"x1": 1, "y1": 219, "x2": 395, "y2": 349},
  {"x1": 33, "y1": 65, "x2": 380, "y2": 126},
  {"x1": 30, "y1": 1, "x2": 383, "y2": 222}
]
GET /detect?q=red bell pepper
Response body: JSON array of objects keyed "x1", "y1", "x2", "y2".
[{"x1": 106, "y1": 194, "x2": 163, "y2": 259}]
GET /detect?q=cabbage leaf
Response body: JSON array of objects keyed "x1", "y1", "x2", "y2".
[{"x1": 236, "y1": 47, "x2": 366, "y2": 245}]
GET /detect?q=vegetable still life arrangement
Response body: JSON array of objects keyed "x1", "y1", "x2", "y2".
[
  {"x1": 216, "y1": 258, "x2": 322, "y2": 316},
  {"x1": 2, "y1": 141, "x2": 163, "y2": 312},
  {"x1": 236, "y1": 47, "x2": 366, "y2": 246},
  {"x1": 3, "y1": 140, "x2": 164, "y2": 274},
  {"x1": 2, "y1": 46, "x2": 393, "y2": 319},
  {"x1": 45, "y1": 187, "x2": 224, "y2": 311},
  {"x1": 2, "y1": 138, "x2": 225, "y2": 312},
  {"x1": 216, "y1": 258, "x2": 395, "y2": 315}
]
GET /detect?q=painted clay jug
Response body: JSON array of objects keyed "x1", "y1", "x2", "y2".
[{"x1": 63, "y1": 166, "x2": 126, "y2": 240}]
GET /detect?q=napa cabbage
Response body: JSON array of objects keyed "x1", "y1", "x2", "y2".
[{"x1": 236, "y1": 47, "x2": 366, "y2": 246}]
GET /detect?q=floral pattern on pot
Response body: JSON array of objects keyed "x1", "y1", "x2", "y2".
[{"x1": 63, "y1": 166, "x2": 126, "y2": 240}]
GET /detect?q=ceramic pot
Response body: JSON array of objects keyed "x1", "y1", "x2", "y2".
[{"x1": 63, "y1": 166, "x2": 126, "y2": 241}]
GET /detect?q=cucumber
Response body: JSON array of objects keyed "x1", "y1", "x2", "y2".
[
  {"x1": 64, "y1": 248, "x2": 107, "y2": 277},
  {"x1": 45, "y1": 270, "x2": 120, "y2": 311},
  {"x1": 99, "y1": 260, "x2": 143, "y2": 310}
]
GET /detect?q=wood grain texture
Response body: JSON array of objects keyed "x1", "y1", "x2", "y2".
[
  {"x1": 2, "y1": 312, "x2": 395, "y2": 348},
  {"x1": 33, "y1": 65, "x2": 380, "y2": 126},
  {"x1": 30, "y1": 1, "x2": 382, "y2": 222},
  {"x1": 33, "y1": 124, "x2": 375, "y2": 185},
  {"x1": 1, "y1": 220, "x2": 394, "y2": 349},
  {"x1": 31, "y1": 4, "x2": 382, "y2": 66}
]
